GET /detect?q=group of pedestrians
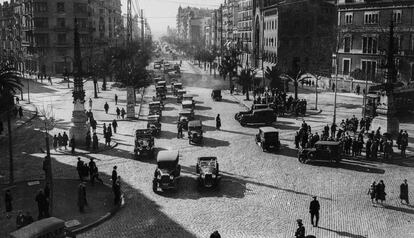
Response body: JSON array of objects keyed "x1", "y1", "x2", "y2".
[
  {"x1": 253, "y1": 89, "x2": 307, "y2": 117},
  {"x1": 52, "y1": 132, "x2": 70, "y2": 151},
  {"x1": 76, "y1": 157, "x2": 103, "y2": 184}
]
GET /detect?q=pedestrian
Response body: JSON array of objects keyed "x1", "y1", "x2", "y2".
[
  {"x1": 332, "y1": 82, "x2": 335, "y2": 92},
  {"x1": 5, "y1": 189, "x2": 12, "y2": 219},
  {"x1": 15, "y1": 96, "x2": 19, "y2": 104},
  {"x1": 18, "y1": 106, "x2": 23, "y2": 118},
  {"x1": 113, "y1": 176, "x2": 122, "y2": 205},
  {"x1": 112, "y1": 166, "x2": 118, "y2": 187},
  {"x1": 368, "y1": 181, "x2": 376, "y2": 203},
  {"x1": 85, "y1": 131, "x2": 91, "y2": 150},
  {"x1": 77, "y1": 157, "x2": 84, "y2": 181},
  {"x1": 400, "y1": 179, "x2": 409, "y2": 204},
  {"x1": 16, "y1": 211, "x2": 25, "y2": 228},
  {"x1": 77, "y1": 183, "x2": 87, "y2": 212},
  {"x1": 377, "y1": 180, "x2": 386, "y2": 203},
  {"x1": 23, "y1": 212, "x2": 33, "y2": 226},
  {"x1": 52, "y1": 135, "x2": 58, "y2": 151},
  {"x1": 103, "y1": 123, "x2": 107, "y2": 135},
  {"x1": 112, "y1": 120, "x2": 118, "y2": 134},
  {"x1": 177, "y1": 121, "x2": 183, "y2": 138},
  {"x1": 401, "y1": 133, "x2": 408, "y2": 159},
  {"x1": 108, "y1": 123, "x2": 112, "y2": 136},
  {"x1": 295, "y1": 219, "x2": 305, "y2": 238},
  {"x1": 309, "y1": 196, "x2": 320, "y2": 227},
  {"x1": 121, "y1": 108, "x2": 126, "y2": 119},
  {"x1": 62, "y1": 132, "x2": 69, "y2": 150},
  {"x1": 89, "y1": 98, "x2": 92, "y2": 109},
  {"x1": 43, "y1": 183, "x2": 50, "y2": 200},
  {"x1": 104, "y1": 102, "x2": 109, "y2": 114},
  {"x1": 116, "y1": 107, "x2": 121, "y2": 119},
  {"x1": 90, "y1": 163, "x2": 103, "y2": 185},
  {"x1": 90, "y1": 119, "x2": 97, "y2": 133},
  {"x1": 48, "y1": 75, "x2": 52, "y2": 85},
  {"x1": 115, "y1": 94, "x2": 118, "y2": 105},
  {"x1": 92, "y1": 133, "x2": 98, "y2": 151},
  {"x1": 216, "y1": 114, "x2": 221, "y2": 130},
  {"x1": 294, "y1": 131, "x2": 300, "y2": 149},
  {"x1": 35, "y1": 189, "x2": 48, "y2": 219},
  {"x1": 210, "y1": 230, "x2": 221, "y2": 238},
  {"x1": 397, "y1": 130, "x2": 403, "y2": 149},
  {"x1": 366, "y1": 138, "x2": 372, "y2": 159},
  {"x1": 70, "y1": 137, "x2": 76, "y2": 154}
]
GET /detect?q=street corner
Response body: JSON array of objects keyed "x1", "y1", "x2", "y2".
[{"x1": 0, "y1": 179, "x2": 117, "y2": 237}]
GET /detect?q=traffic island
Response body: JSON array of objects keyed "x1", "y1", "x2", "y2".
[{"x1": 0, "y1": 179, "x2": 119, "y2": 237}]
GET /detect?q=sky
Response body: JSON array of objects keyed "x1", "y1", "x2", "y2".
[{"x1": 0, "y1": 0, "x2": 222, "y2": 37}]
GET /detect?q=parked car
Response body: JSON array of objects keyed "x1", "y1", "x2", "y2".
[
  {"x1": 153, "y1": 150, "x2": 181, "y2": 192},
  {"x1": 177, "y1": 89, "x2": 186, "y2": 103},
  {"x1": 238, "y1": 108, "x2": 276, "y2": 126},
  {"x1": 183, "y1": 94, "x2": 194, "y2": 104},
  {"x1": 298, "y1": 141, "x2": 343, "y2": 164},
  {"x1": 147, "y1": 114, "x2": 161, "y2": 136},
  {"x1": 196, "y1": 157, "x2": 220, "y2": 188},
  {"x1": 149, "y1": 101, "x2": 162, "y2": 116},
  {"x1": 134, "y1": 129, "x2": 155, "y2": 159},
  {"x1": 255, "y1": 127, "x2": 281, "y2": 152},
  {"x1": 188, "y1": 120, "x2": 203, "y2": 145},
  {"x1": 211, "y1": 89, "x2": 222, "y2": 101},
  {"x1": 235, "y1": 104, "x2": 270, "y2": 121},
  {"x1": 178, "y1": 109, "x2": 194, "y2": 130},
  {"x1": 182, "y1": 100, "x2": 194, "y2": 111},
  {"x1": 173, "y1": 83, "x2": 183, "y2": 96},
  {"x1": 156, "y1": 86, "x2": 166, "y2": 100}
]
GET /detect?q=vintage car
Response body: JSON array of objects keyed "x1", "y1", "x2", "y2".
[
  {"x1": 149, "y1": 101, "x2": 162, "y2": 116},
  {"x1": 153, "y1": 150, "x2": 181, "y2": 192},
  {"x1": 173, "y1": 83, "x2": 183, "y2": 96},
  {"x1": 298, "y1": 141, "x2": 343, "y2": 164},
  {"x1": 154, "y1": 63, "x2": 161, "y2": 70},
  {"x1": 152, "y1": 96, "x2": 164, "y2": 109},
  {"x1": 156, "y1": 86, "x2": 167, "y2": 100},
  {"x1": 147, "y1": 114, "x2": 161, "y2": 136},
  {"x1": 134, "y1": 129, "x2": 155, "y2": 159},
  {"x1": 211, "y1": 89, "x2": 222, "y2": 101},
  {"x1": 177, "y1": 89, "x2": 186, "y2": 103},
  {"x1": 196, "y1": 157, "x2": 220, "y2": 188},
  {"x1": 238, "y1": 108, "x2": 276, "y2": 127},
  {"x1": 183, "y1": 94, "x2": 194, "y2": 103},
  {"x1": 178, "y1": 109, "x2": 194, "y2": 130},
  {"x1": 255, "y1": 127, "x2": 281, "y2": 152},
  {"x1": 153, "y1": 77, "x2": 163, "y2": 83},
  {"x1": 235, "y1": 104, "x2": 270, "y2": 121},
  {"x1": 156, "y1": 80, "x2": 167, "y2": 88},
  {"x1": 182, "y1": 100, "x2": 195, "y2": 111},
  {"x1": 173, "y1": 64, "x2": 181, "y2": 74},
  {"x1": 188, "y1": 120, "x2": 203, "y2": 145}
]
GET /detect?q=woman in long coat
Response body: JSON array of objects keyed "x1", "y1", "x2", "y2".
[
  {"x1": 377, "y1": 180, "x2": 386, "y2": 203},
  {"x1": 77, "y1": 183, "x2": 86, "y2": 212},
  {"x1": 400, "y1": 179, "x2": 409, "y2": 204},
  {"x1": 216, "y1": 114, "x2": 221, "y2": 130}
]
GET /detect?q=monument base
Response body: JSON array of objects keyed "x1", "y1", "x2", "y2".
[
  {"x1": 69, "y1": 101, "x2": 89, "y2": 145},
  {"x1": 371, "y1": 114, "x2": 399, "y2": 135},
  {"x1": 126, "y1": 86, "x2": 135, "y2": 118}
]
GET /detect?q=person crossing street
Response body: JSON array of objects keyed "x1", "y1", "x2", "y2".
[{"x1": 309, "y1": 196, "x2": 320, "y2": 227}]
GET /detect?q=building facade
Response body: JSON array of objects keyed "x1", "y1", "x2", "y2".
[
  {"x1": 237, "y1": 0, "x2": 253, "y2": 66},
  {"x1": 336, "y1": 0, "x2": 414, "y2": 83}
]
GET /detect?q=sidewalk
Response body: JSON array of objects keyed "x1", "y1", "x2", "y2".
[
  {"x1": 0, "y1": 179, "x2": 116, "y2": 237},
  {"x1": 0, "y1": 102, "x2": 38, "y2": 141}
]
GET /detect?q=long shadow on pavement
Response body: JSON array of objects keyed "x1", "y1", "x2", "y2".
[
  {"x1": 382, "y1": 204, "x2": 414, "y2": 215},
  {"x1": 318, "y1": 227, "x2": 367, "y2": 238},
  {"x1": 308, "y1": 160, "x2": 385, "y2": 174}
]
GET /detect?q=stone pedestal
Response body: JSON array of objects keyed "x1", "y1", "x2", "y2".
[
  {"x1": 371, "y1": 92, "x2": 399, "y2": 135},
  {"x1": 126, "y1": 87, "x2": 135, "y2": 118},
  {"x1": 69, "y1": 100, "x2": 89, "y2": 145}
]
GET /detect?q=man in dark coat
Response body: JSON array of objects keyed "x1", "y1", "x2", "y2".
[
  {"x1": 85, "y1": 131, "x2": 91, "y2": 150},
  {"x1": 177, "y1": 121, "x2": 183, "y2": 138},
  {"x1": 112, "y1": 166, "x2": 118, "y2": 187},
  {"x1": 216, "y1": 114, "x2": 221, "y2": 130},
  {"x1": 70, "y1": 137, "x2": 75, "y2": 154},
  {"x1": 18, "y1": 106, "x2": 23, "y2": 118},
  {"x1": 92, "y1": 133, "x2": 99, "y2": 151},
  {"x1": 62, "y1": 132, "x2": 69, "y2": 150},
  {"x1": 112, "y1": 119, "x2": 118, "y2": 134},
  {"x1": 295, "y1": 219, "x2": 305, "y2": 238},
  {"x1": 77, "y1": 157, "x2": 84, "y2": 181},
  {"x1": 210, "y1": 230, "x2": 221, "y2": 238},
  {"x1": 309, "y1": 196, "x2": 320, "y2": 227},
  {"x1": 35, "y1": 190, "x2": 48, "y2": 219},
  {"x1": 400, "y1": 179, "x2": 409, "y2": 204},
  {"x1": 366, "y1": 138, "x2": 372, "y2": 159},
  {"x1": 104, "y1": 102, "x2": 109, "y2": 114}
]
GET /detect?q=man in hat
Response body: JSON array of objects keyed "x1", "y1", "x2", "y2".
[
  {"x1": 400, "y1": 179, "x2": 409, "y2": 205},
  {"x1": 309, "y1": 196, "x2": 320, "y2": 227},
  {"x1": 295, "y1": 219, "x2": 305, "y2": 238}
]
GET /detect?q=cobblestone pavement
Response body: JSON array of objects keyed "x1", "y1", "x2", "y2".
[{"x1": 2, "y1": 62, "x2": 414, "y2": 238}]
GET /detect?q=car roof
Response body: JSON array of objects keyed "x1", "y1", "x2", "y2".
[
  {"x1": 315, "y1": 141, "x2": 341, "y2": 146},
  {"x1": 157, "y1": 150, "x2": 179, "y2": 162},
  {"x1": 178, "y1": 89, "x2": 186, "y2": 93},
  {"x1": 157, "y1": 81, "x2": 166, "y2": 84},
  {"x1": 260, "y1": 127, "x2": 278, "y2": 133},
  {"x1": 149, "y1": 101, "x2": 160, "y2": 105},
  {"x1": 253, "y1": 108, "x2": 274, "y2": 113},
  {"x1": 188, "y1": 120, "x2": 202, "y2": 127},
  {"x1": 182, "y1": 100, "x2": 193, "y2": 105},
  {"x1": 212, "y1": 89, "x2": 221, "y2": 92},
  {"x1": 198, "y1": 157, "x2": 217, "y2": 161},
  {"x1": 148, "y1": 115, "x2": 160, "y2": 119},
  {"x1": 136, "y1": 129, "x2": 152, "y2": 135}
]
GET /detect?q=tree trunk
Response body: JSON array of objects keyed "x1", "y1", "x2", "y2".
[{"x1": 7, "y1": 112, "x2": 13, "y2": 184}]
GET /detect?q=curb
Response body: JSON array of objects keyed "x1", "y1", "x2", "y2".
[
  {"x1": 50, "y1": 143, "x2": 119, "y2": 156},
  {"x1": 71, "y1": 185, "x2": 125, "y2": 235}
]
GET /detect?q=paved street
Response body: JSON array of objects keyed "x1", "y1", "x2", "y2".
[{"x1": 2, "y1": 61, "x2": 414, "y2": 238}]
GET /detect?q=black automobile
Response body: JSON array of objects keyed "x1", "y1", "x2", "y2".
[
  {"x1": 255, "y1": 127, "x2": 281, "y2": 152},
  {"x1": 298, "y1": 141, "x2": 343, "y2": 164},
  {"x1": 238, "y1": 108, "x2": 276, "y2": 127},
  {"x1": 235, "y1": 104, "x2": 270, "y2": 121},
  {"x1": 188, "y1": 120, "x2": 203, "y2": 145},
  {"x1": 196, "y1": 157, "x2": 220, "y2": 188},
  {"x1": 134, "y1": 129, "x2": 155, "y2": 159},
  {"x1": 211, "y1": 89, "x2": 222, "y2": 101},
  {"x1": 153, "y1": 150, "x2": 181, "y2": 192},
  {"x1": 147, "y1": 115, "x2": 161, "y2": 136},
  {"x1": 178, "y1": 109, "x2": 194, "y2": 130}
]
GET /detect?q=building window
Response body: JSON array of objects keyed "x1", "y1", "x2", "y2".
[
  {"x1": 362, "y1": 60, "x2": 377, "y2": 81},
  {"x1": 344, "y1": 36, "x2": 352, "y2": 53},
  {"x1": 57, "y1": 2, "x2": 64, "y2": 13},
  {"x1": 34, "y1": 2, "x2": 48, "y2": 12},
  {"x1": 57, "y1": 18, "x2": 65, "y2": 28},
  {"x1": 343, "y1": 59, "x2": 351, "y2": 75},
  {"x1": 364, "y1": 11, "x2": 379, "y2": 24},
  {"x1": 395, "y1": 35, "x2": 402, "y2": 51},
  {"x1": 362, "y1": 36, "x2": 377, "y2": 54},
  {"x1": 57, "y1": 33, "x2": 66, "y2": 44},
  {"x1": 393, "y1": 10, "x2": 402, "y2": 24},
  {"x1": 345, "y1": 13, "x2": 353, "y2": 24},
  {"x1": 34, "y1": 18, "x2": 48, "y2": 28}
]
